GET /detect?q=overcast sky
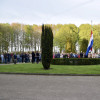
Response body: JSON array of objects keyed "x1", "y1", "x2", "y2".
[{"x1": 0, "y1": 0, "x2": 100, "y2": 26}]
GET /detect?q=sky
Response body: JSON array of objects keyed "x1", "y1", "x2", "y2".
[{"x1": 0, "y1": 0, "x2": 100, "y2": 26}]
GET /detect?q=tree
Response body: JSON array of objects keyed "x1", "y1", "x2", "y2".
[
  {"x1": 79, "y1": 24, "x2": 100, "y2": 52},
  {"x1": 41, "y1": 24, "x2": 53, "y2": 70},
  {"x1": 0, "y1": 23, "x2": 13, "y2": 52},
  {"x1": 54, "y1": 24, "x2": 78, "y2": 53},
  {"x1": 11, "y1": 23, "x2": 21, "y2": 52},
  {"x1": 93, "y1": 25, "x2": 100, "y2": 51},
  {"x1": 32, "y1": 25, "x2": 41, "y2": 51},
  {"x1": 79, "y1": 24, "x2": 91, "y2": 41},
  {"x1": 24, "y1": 25, "x2": 33, "y2": 51},
  {"x1": 80, "y1": 38, "x2": 88, "y2": 52}
]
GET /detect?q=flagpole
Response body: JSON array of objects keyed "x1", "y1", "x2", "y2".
[{"x1": 91, "y1": 20, "x2": 93, "y2": 58}]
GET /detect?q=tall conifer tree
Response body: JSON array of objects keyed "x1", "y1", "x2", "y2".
[{"x1": 41, "y1": 24, "x2": 53, "y2": 69}]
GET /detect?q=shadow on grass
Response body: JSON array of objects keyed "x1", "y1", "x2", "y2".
[{"x1": 40, "y1": 68, "x2": 53, "y2": 70}]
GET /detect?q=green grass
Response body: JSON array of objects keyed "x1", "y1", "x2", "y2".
[{"x1": 0, "y1": 63, "x2": 100, "y2": 74}]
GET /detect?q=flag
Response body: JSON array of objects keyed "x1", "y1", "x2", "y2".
[{"x1": 85, "y1": 30, "x2": 93, "y2": 56}]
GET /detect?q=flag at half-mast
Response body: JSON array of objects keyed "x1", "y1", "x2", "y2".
[{"x1": 85, "y1": 30, "x2": 93, "y2": 56}]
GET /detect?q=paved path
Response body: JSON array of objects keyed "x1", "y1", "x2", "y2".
[{"x1": 0, "y1": 74, "x2": 100, "y2": 100}]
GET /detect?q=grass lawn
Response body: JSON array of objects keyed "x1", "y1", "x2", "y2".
[{"x1": 0, "y1": 63, "x2": 100, "y2": 74}]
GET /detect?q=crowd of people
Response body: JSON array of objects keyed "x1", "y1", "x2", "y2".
[
  {"x1": 0, "y1": 51, "x2": 100, "y2": 64},
  {"x1": 53, "y1": 51, "x2": 100, "y2": 59},
  {"x1": 0, "y1": 51, "x2": 41, "y2": 64}
]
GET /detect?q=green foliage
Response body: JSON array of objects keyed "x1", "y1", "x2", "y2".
[
  {"x1": 0, "y1": 23, "x2": 13, "y2": 52},
  {"x1": 79, "y1": 24, "x2": 100, "y2": 51},
  {"x1": 24, "y1": 25, "x2": 33, "y2": 49},
  {"x1": 54, "y1": 24, "x2": 78, "y2": 53},
  {"x1": 11, "y1": 23, "x2": 22, "y2": 51},
  {"x1": 51, "y1": 58, "x2": 100, "y2": 65},
  {"x1": 0, "y1": 23, "x2": 42, "y2": 52},
  {"x1": 0, "y1": 23, "x2": 100, "y2": 53},
  {"x1": 41, "y1": 24, "x2": 53, "y2": 70},
  {"x1": 93, "y1": 25, "x2": 100, "y2": 50},
  {"x1": 80, "y1": 38, "x2": 88, "y2": 52}
]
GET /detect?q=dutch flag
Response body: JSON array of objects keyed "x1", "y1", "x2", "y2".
[{"x1": 85, "y1": 30, "x2": 93, "y2": 56}]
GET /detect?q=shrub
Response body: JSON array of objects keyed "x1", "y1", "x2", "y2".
[{"x1": 51, "y1": 58, "x2": 100, "y2": 65}]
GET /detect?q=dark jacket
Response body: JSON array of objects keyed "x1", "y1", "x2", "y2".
[{"x1": 14, "y1": 54, "x2": 17, "y2": 59}]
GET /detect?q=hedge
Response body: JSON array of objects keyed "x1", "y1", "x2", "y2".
[{"x1": 51, "y1": 58, "x2": 100, "y2": 65}]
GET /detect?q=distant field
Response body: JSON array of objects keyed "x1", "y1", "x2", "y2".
[{"x1": 0, "y1": 63, "x2": 100, "y2": 74}]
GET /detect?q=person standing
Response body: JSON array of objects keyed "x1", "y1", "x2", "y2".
[
  {"x1": 29, "y1": 52, "x2": 32, "y2": 62},
  {"x1": 53, "y1": 53, "x2": 55, "y2": 59},
  {"x1": 36, "y1": 51, "x2": 39, "y2": 64},
  {"x1": 21, "y1": 52, "x2": 25, "y2": 63},
  {"x1": 7, "y1": 53, "x2": 11, "y2": 63},
  {"x1": 1, "y1": 54, "x2": 4, "y2": 63},
  {"x1": 4, "y1": 53, "x2": 7, "y2": 64},
  {"x1": 39, "y1": 52, "x2": 41, "y2": 62},
  {"x1": 70, "y1": 52, "x2": 73, "y2": 58},
  {"x1": 32, "y1": 51, "x2": 35, "y2": 63},
  {"x1": 17, "y1": 53, "x2": 20, "y2": 63},
  {"x1": 57, "y1": 52, "x2": 60, "y2": 58},
  {"x1": 27, "y1": 53, "x2": 30, "y2": 62},
  {"x1": 1, "y1": 53, "x2": 4, "y2": 63},
  {"x1": 0, "y1": 54, "x2": 1, "y2": 63},
  {"x1": 13, "y1": 53, "x2": 17, "y2": 64},
  {"x1": 80, "y1": 51, "x2": 83, "y2": 58},
  {"x1": 10, "y1": 53, "x2": 13, "y2": 63},
  {"x1": 25, "y1": 53, "x2": 28, "y2": 63}
]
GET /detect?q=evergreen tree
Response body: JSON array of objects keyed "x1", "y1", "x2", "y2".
[{"x1": 41, "y1": 24, "x2": 53, "y2": 70}]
